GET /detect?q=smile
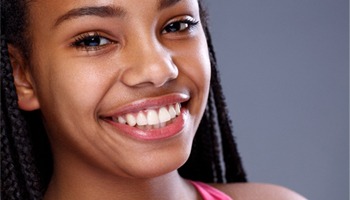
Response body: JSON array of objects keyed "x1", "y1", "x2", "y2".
[
  {"x1": 111, "y1": 103, "x2": 181, "y2": 129},
  {"x1": 101, "y1": 93, "x2": 189, "y2": 140}
]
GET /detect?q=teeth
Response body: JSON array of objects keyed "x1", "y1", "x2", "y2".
[
  {"x1": 159, "y1": 107, "x2": 171, "y2": 123},
  {"x1": 147, "y1": 110, "x2": 159, "y2": 125},
  {"x1": 136, "y1": 112, "x2": 147, "y2": 126},
  {"x1": 175, "y1": 103, "x2": 181, "y2": 115},
  {"x1": 168, "y1": 105, "x2": 177, "y2": 118},
  {"x1": 126, "y1": 114, "x2": 136, "y2": 127},
  {"x1": 118, "y1": 116, "x2": 126, "y2": 124},
  {"x1": 113, "y1": 103, "x2": 182, "y2": 127}
]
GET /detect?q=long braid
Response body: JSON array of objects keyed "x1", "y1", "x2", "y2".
[
  {"x1": 1, "y1": 112, "x2": 25, "y2": 200},
  {"x1": 206, "y1": 89, "x2": 224, "y2": 182},
  {"x1": 204, "y1": 25, "x2": 247, "y2": 182},
  {"x1": 1, "y1": 36, "x2": 44, "y2": 199},
  {"x1": 1, "y1": 36, "x2": 29, "y2": 199},
  {"x1": 200, "y1": 0, "x2": 247, "y2": 183},
  {"x1": 178, "y1": 0, "x2": 247, "y2": 183}
]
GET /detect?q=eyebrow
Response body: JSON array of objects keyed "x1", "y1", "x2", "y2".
[
  {"x1": 53, "y1": 0, "x2": 183, "y2": 28},
  {"x1": 53, "y1": 6, "x2": 126, "y2": 28},
  {"x1": 158, "y1": 0, "x2": 182, "y2": 10}
]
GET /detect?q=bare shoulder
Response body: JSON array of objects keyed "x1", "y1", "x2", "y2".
[{"x1": 211, "y1": 182, "x2": 308, "y2": 200}]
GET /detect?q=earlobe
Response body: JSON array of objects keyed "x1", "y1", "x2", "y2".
[{"x1": 8, "y1": 45, "x2": 40, "y2": 111}]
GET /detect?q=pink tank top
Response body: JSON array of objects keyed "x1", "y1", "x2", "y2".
[{"x1": 189, "y1": 181, "x2": 233, "y2": 200}]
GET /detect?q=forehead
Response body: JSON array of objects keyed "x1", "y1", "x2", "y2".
[
  {"x1": 53, "y1": 0, "x2": 183, "y2": 27},
  {"x1": 28, "y1": 0, "x2": 199, "y2": 28},
  {"x1": 28, "y1": 0, "x2": 194, "y2": 15}
]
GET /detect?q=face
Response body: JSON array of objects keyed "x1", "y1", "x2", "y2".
[{"x1": 24, "y1": 0, "x2": 210, "y2": 179}]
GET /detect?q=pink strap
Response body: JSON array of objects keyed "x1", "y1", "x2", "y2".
[{"x1": 189, "y1": 181, "x2": 233, "y2": 200}]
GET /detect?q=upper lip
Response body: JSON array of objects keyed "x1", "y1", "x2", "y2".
[{"x1": 100, "y1": 93, "x2": 190, "y2": 118}]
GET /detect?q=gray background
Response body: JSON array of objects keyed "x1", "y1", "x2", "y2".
[{"x1": 204, "y1": 0, "x2": 349, "y2": 199}]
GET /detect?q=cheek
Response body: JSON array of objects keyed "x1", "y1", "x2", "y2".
[
  {"x1": 32, "y1": 57, "x2": 114, "y2": 154},
  {"x1": 190, "y1": 49, "x2": 211, "y2": 90},
  {"x1": 179, "y1": 38, "x2": 211, "y2": 97},
  {"x1": 34, "y1": 57, "x2": 110, "y2": 119},
  {"x1": 175, "y1": 37, "x2": 211, "y2": 125}
]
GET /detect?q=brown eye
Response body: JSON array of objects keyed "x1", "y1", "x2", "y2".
[
  {"x1": 72, "y1": 32, "x2": 113, "y2": 51},
  {"x1": 162, "y1": 19, "x2": 199, "y2": 34},
  {"x1": 82, "y1": 36, "x2": 106, "y2": 46}
]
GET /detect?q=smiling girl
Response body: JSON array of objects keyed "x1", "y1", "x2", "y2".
[{"x1": 1, "y1": 0, "x2": 306, "y2": 199}]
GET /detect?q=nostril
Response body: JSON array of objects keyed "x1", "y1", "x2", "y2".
[
  {"x1": 153, "y1": 63, "x2": 178, "y2": 87},
  {"x1": 120, "y1": 56, "x2": 178, "y2": 88}
]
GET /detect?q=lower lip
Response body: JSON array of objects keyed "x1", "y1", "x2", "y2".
[{"x1": 105, "y1": 109, "x2": 188, "y2": 141}]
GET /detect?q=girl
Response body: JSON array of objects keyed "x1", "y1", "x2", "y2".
[{"x1": 1, "y1": 0, "x2": 306, "y2": 199}]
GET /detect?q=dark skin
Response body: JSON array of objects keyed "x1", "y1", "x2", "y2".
[{"x1": 9, "y1": 0, "x2": 307, "y2": 199}]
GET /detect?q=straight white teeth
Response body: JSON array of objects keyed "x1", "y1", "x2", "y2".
[
  {"x1": 117, "y1": 116, "x2": 126, "y2": 124},
  {"x1": 112, "y1": 103, "x2": 181, "y2": 128},
  {"x1": 126, "y1": 114, "x2": 136, "y2": 127},
  {"x1": 168, "y1": 105, "x2": 176, "y2": 118},
  {"x1": 136, "y1": 112, "x2": 147, "y2": 126},
  {"x1": 147, "y1": 110, "x2": 159, "y2": 125},
  {"x1": 159, "y1": 107, "x2": 171, "y2": 123}
]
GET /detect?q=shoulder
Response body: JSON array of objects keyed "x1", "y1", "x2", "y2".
[{"x1": 210, "y1": 182, "x2": 307, "y2": 200}]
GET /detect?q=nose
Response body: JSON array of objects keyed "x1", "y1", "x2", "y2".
[{"x1": 120, "y1": 38, "x2": 178, "y2": 88}]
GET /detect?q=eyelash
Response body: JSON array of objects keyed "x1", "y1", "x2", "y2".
[
  {"x1": 162, "y1": 18, "x2": 199, "y2": 34},
  {"x1": 71, "y1": 32, "x2": 114, "y2": 51},
  {"x1": 71, "y1": 18, "x2": 199, "y2": 51}
]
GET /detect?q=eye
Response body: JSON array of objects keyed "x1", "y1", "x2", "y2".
[
  {"x1": 162, "y1": 18, "x2": 199, "y2": 34},
  {"x1": 72, "y1": 32, "x2": 114, "y2": 51}
]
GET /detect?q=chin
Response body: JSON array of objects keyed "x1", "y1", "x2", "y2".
[{"x1": 120, "y1": 141, "x2": 192, "y2": 179}]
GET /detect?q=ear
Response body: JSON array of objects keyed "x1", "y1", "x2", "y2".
[{"x1": 8, "y1": 45, "x2": 40, "y2": 111}]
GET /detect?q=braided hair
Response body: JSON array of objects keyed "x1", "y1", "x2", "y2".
[{"x1": 1, "y1": 0, "x2": 247, "y2": 199}]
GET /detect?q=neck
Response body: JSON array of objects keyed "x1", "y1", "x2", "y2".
[{"x1": 44, "y1": 160, "x2": 198, "y2": 200}]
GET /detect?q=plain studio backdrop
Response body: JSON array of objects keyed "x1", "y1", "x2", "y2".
[{"x1": 204, "y1": 0, "x2": 349, "y2": 200}]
